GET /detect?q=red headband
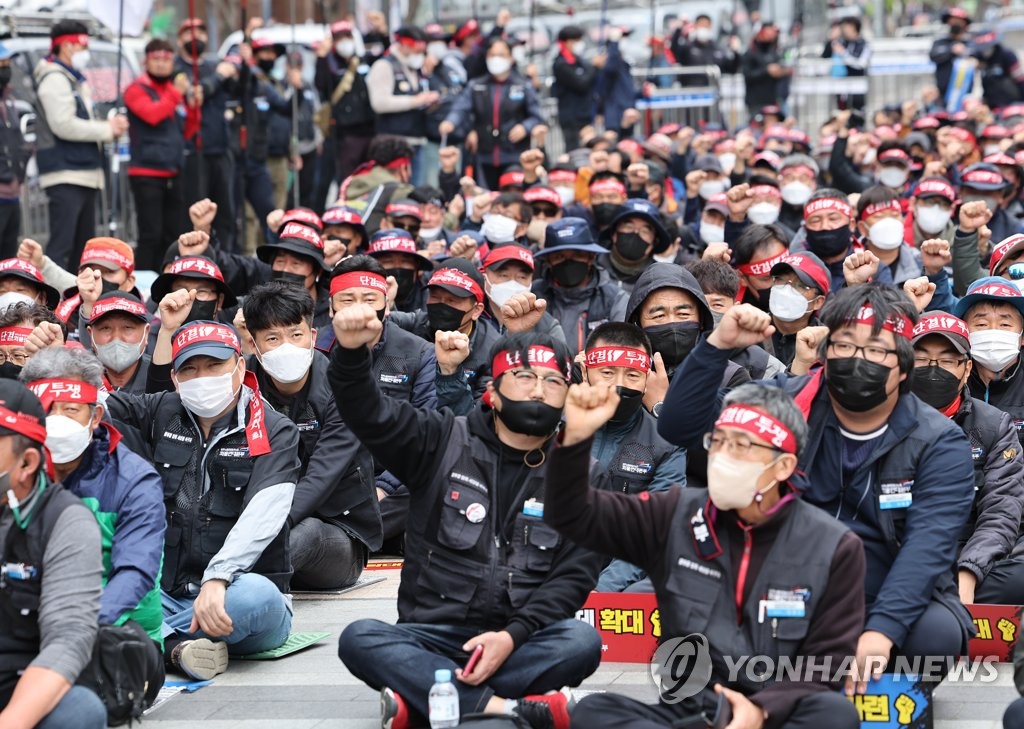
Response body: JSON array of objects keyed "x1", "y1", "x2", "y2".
[
  {"x1": 52, "y1": 33, "x2": 88, "y2": 49},
  {"x1": 395, "y1": 35, "x2": 424, "y2": 49},
  {"x1": 0, "y1": 404, "x2": 47, "y2": 445},
  {"x1": 585, "y1": 346, "x2": 651, "y2": 372},
  {"x1": 54, "y1": 295, "x2": 80, "y2": 324},
  {"x1": 715, "y1": 404, "x2": 797, "y2": 454},
  {"x1": 499, "y1": 171, "x2": 525, "y2": 188},
  {"x1": 548, "y1": 170, "x2": 577, "y2": 183},
  {"x1": 850, "y1": 304, "x2": 913, "y2": 340},
  {"x1": 860, "y1": 199, "x2": 902, "y2": 221},
  {"x1": 330, "y1": 272, "x2": 388, "y2": 297},
  {"x1": 738, "y1": 251, "x2": 787, "y2": 277},
  {"x1": 27, "y1": 379, "x2": 99, "y2": 410},
  {"x1": 0, "y1": 327, "x2": 32, "y2": 346},
  {"x1": 90, "y1": 297, "x2": 149, "y2": 321},
  {"x1": 803, "y1": 198, "x2": 852, "y2": 221},
  {"x1": 384, "y1": 156, "x2": 412, "y2": 171},
  {"x1": 589, "y1": 178, "x2": 627, "y2": 195},
  {"x1": 492, "y1": 345, "x2": 569, "y2": 380},
  {"x1": 241, "y1": 371, "x2": 271, "y2": 457},
  {"x1": 748, "y1": 185, "x2": 782, "y2": 201},
  {"x1": 429, "y1": 268, "x2": 484, "y2": 303}
]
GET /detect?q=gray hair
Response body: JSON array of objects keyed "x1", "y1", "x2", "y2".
[
  {"x1": 722, "y1": 383, "x2": 808, "y2": 458},
  {"x1": 19, "y1": 346, "x2": 105, "y2": 390}
]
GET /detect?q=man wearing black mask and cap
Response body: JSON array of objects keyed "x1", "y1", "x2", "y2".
[
  {"x1": 579, "y1": 322, "x2": 685, "y2": 592},
  {"x1": 930, "y1": 9, "x2": 972, "y2": 99},
  {"x1": 365, "y1": 229, "x2": 433, "y2": 313},
  {"x1": 532, "y1": 218, "x2": 628, "y2": 357},
  {"x1": 149, "y1": 255, "x2": 237, "y2": 333},
  {"x1": 0, "y1": 43, "x2": 30, "y2": 259},
  {"x1": 330, "y1": 312, "x2": 605, "y2": 729},
  {"x1": 599, "y1": 199, "x2": 672, "y2": 294}
]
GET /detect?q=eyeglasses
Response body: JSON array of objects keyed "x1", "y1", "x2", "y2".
[
  {"x1": 531, "y1": 205, "x2": 559, "y2": 218},
  {"x1": 913, "y1": 354, "x2": 968, "y2": 369},
  {"x1": 827, "y1": 340, "x2": 898, "y2": 363},
  {"x1": 506, "y1": 369, "x2": 569, "y2": 393},
  {"x1": 703, "y1": 432, "x2": 780, "y2": 457},
  {"x1": 0, "y1": 351, "x2": 28, "y2": 366},
  {"x1": 393, "y1": 221, "x2": 421, "y2": 237},
  {"x1": 771, "y1": 276, "x2": 814, "y2": 294}
]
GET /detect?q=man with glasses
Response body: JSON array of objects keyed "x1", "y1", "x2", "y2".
[
  {"x1": 658, "y1": 283, "x2": 976, "y2": 693},
  {"x1": 910, "y1": 312, "x2": 1024, "y2": 606},
  {"x1": 546, "y1": 380, "x2": 863, "y2": 729},
  {"x1": 955, "y1": 278, "x2": 1024, "y2": 445},
  {"x1": 383, "y1": 200, "x2": 424, "y2": 240},
  {"x1": 330, "y1": 315, "x2": 605, "y2": 729}
]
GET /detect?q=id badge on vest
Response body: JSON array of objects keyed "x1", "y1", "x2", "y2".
[
  {"x1": 758, "y1": 587, "x2": 809, "y2": 623},
  {"x1": 879, "y1": 479, "x2": 913, "y2": 510}
]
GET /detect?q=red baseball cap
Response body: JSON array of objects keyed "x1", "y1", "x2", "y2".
[
  {"x1": 911, "y1": 312, "x2": 970, "y2": 354},
  {"x1": 481, "y1": 245, "x2": 534, "y2": 271},
  {"x1": 770, "y1": 252, "x2": 831, "y2": 295}
]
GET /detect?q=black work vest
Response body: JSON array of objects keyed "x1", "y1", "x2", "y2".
[
  {"x1": 375, "y1": 57, "x2": 426, "y2": 139},
  {"x1": 372, "y1": 323, "x2": 431, "y2": 402},
  {"x1": 654, "y1": 489, "x2": 845, "y2": 710},
  {"x1": 35, "y1": 71, "x2": 103, "y2": 175},
  {"x1": 0, "y1": 485, "x2": 80, "y2": 705},
  {"x1": 606, "y1": 412, "x2": 678, "y2": 494},
  {"x1": 127, "y1": 80, "x2": 185, "y2": 172}
]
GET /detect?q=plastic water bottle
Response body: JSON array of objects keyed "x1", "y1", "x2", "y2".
[{"x1": 428, "y1": 669, "x2": 459, "y2": 728}]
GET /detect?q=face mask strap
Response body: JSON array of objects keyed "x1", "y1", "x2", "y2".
[{"x1": 8, "y1": 470, "x2": 45, "y2": 530}]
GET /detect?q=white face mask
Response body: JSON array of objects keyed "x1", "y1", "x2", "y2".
[
  {"x1": 419, "y1": 225, "x2": 442, "y2": 240},
  {"x1": 427, "y1": 42, "x2": 448, "y2": 59},
  {"x1": 482, "y1": 213, "x2": 518, "y2": 244},
  {"x1": 487, "y1": 279, "x2": 530, "y2": 308},
  {"x1": 486, "y1": 56, "x2": 512, "y2": 77},
  {"x1": 258, "y1": 341, "x2": 314, "y2": 384},
  {"x1": 699, "y1": 179, "x2": 727, "y2": 199},
  {"x1": 861, "y1": 147, "x2": 877, "y2": 166},
  {"x1": 769, "y1": 284, "x2": 810, "y2": 322},
  {"x1": 176, "y1": 362, "x2": 241, "y2": 418},
  {"x1": 572, "y1": 41, "x2": 586, "y2": 56},
  {"x1": 45, "y1": 414, "x2": 92, "y2": 465},
  {"x1": 706, "y1": 451, "x2": 778, "y2": 510},
  {"x1": 71, "y1": 49, "x2": 91, "y2": 70},
  {"x1": 877, "y1": 166, "x2": 909, "y2": 189},
  {"x1": 336, "y1": 39, "x2": 356, "y2": 57},
  {"x1": 556, "y1": 186, "x2": 576, "y2": 206},
  {"x1": 0, "y1": 292, "x2": 35, "y2": 311},
  {"x1": 405, "y1": 52, "x2": 425, "y2": 70},
  {"x1": 717, "y1": 153, "x2": 737, "y2": 175},
  {"x1": 94, "y1": 333, "x2": 146, "y2": 374},
  {"x1": 868, "y1": 217, "x2": 905, "y2": 250},
  {"x1": 780, "y1": 181, "x2": 813, "y2": 207},
  {"x1": 969, "y1": 329, "x2": 1022, "y2": 372},
  {"x1": 694, "y1": 27, "x2": 713, "y2": 43},
  {"x1": 747, "y1": 202, "x2": 781, "y2": 225},
  {"x1": 699, "y1": 222, "x2": 725, "y2": 244},
  {"x1": 915, "y1": 204, "x2": 953, "y2": 235}
]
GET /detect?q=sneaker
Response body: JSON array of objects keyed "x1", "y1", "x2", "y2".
[
  {"x1": 171, "y1": 638, "x2": 228, "y2": 680},
  {"x1": 514, "y1": 688, "x2": 576, "y2": 729},
  {"x1": 381, "y1": 687, "x2": 418, "y2": 729}
]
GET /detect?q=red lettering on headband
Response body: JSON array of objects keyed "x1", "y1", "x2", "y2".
[
  {"x1": 738, "y1": 251, "x2": 787, "y2": 277},
  {"x1": 0, "y1": 327, "x2": 32, "y2": 345},
  {"x1": 589, "y1": 178, "x2": 627, "y2": 195},
  {"x1": 715, "y1": 404, "x2": 797, "y2": 454},
  {"x1": 172, "y1": 323, "x2": 240, "y2": 359},
  {"x1": 27, "y1": 379, "x2": 99, "y2": 410},
  {"x1": 748, "y1": 185, "x2": 782, "y2": 200},
  {"x1": 330, "y1": 272, "x2": 388, "y2": 297},
  {"x1": 492, "y1": 346, "x2": 569, "y2": 380},
  {"x1": 860, "y1": 199, "x2": 902, "y2": 221},
  {"x1": 585, "y1": 346, "x2": 651, "y2": 372},
  {"x1": 803, "y1": 198, "x2": 853, "y2": 221},
  {"x1": 90, "y1": 297, "x2": 148, "y2": 321},
  {"x1": 852, "y1": 304, "x2": 913, "y2": 340}
]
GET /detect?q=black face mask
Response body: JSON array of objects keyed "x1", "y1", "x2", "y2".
[
  {"x1": 495, "y1": 395, "x2": 563, "y2": 437},
  {"x1": 644, "y1": 321, "x2": 700, "y2": 370},
  {"x1": 100, "y1": 278, "x2": 121, "y2": 295},
  {"x1": 272, "y1": 270, "x2": 309, "y2": 289},
  {"x1": 257, "y1": 59, "x2": 276, "y2": 74},
  {"x1": 911, "y1": 365, "x2": 962, "y2": 410},
  {"x1": 186, "y1": 39, "x2": 207, "y2": 57},
  {"x1": 611, "y1": 385, "x2": 645, "y2": 423},
  {"x1": 550, "y1": 259, "x2": 590, "y2": 288},
  {"x1": 805, "y1": 226, "x2": 852, "y2": 259},
  {"x1": 825, "y1": 357, "x2": 893, "y2": 412},
  {"x1": 185, "y1": 298, "x2": 218, "y2": 324},
  {"x1": 386, "y1": 268, "x2": 417, "y2": 302},
  {"x1": 148, "y1": 71, "x2": 172, "y2": 83},
  {"x1": 0, "y1": 67, "x2": 13, "y2": 89},
  {"x1": 613, "y1": 233, "x2": 649, "y2": 262},
  {"x1": 747, "y1": 285, "x2": 772, "y2": 312},
  {"x1": 592, "y1": 203, "x2": 622, "y2": 229},
  {"x1": 0, "y1": 362, "x2": 21, "y2": 380},
  {"x1": 374, "y1": 306, "x2": 386, "y2": 323},
  {"x1": 427, "y1": 302, "x2": 468, "y2": 333}
]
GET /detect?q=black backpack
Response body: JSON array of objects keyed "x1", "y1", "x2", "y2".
[{"x1": 78, "y1": 621, "x2": 165, "y2": 726}]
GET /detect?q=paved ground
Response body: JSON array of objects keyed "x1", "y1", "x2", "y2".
[{"x1": 143, "y1": 570, "x2": 1020, "y2": 728}]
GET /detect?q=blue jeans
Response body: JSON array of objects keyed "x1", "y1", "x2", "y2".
[
  {"x1": 339, "y1": 618, "x2": 602, "y2": 719},
  {"x1": 37, "y1": 686, "x2": 106, "y2": 729},
  {"x1": 596, "y1": 559, "x2": 648, "y2": 592},
  {"x1": 161, "y1": 573, "x2": 292, "y2": 655}
]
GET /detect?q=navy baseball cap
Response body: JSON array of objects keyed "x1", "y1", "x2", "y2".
[
  {"x1": 953, "y1": 276, "x2": 1024, "y2": 321},
  {"x1": 536, "y1": 218, "x2": 606, "y2": 256}
]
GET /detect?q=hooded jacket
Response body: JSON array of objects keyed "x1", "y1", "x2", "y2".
[{"x1": 532, "y1": 266, "x2": 629, "y2": 356}]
